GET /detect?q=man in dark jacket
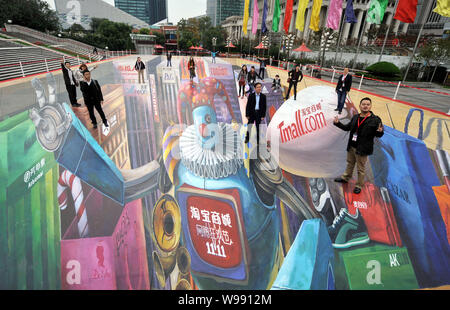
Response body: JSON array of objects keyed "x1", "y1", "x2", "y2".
[
  {"x1": 257, "y1": 57, "x2": 267, "y2": 79},
  {"x1": 134, "y1": 57, "x2": 146, "y2": 84},
  {"x1": 285, "y1": 64, "x2": 303, "y2": 100},
  {"x1": 80, "y1": 71, "x2": 108, "y2": 129},
  {"x1": 335, "y1": 67, "x2": 352, "y2": 114},
  {"x1": 247, "y1": 66, "x2": 261, "y2": 93},
  {"x1": 61, "y1": 61, "x2": 81, "y2": 107},
  {"x1": 245, "y1": 83, "x2": 266, "y2": 148},
  {"x1": 334, "y1": 97, "x2": 384, "y2": 194}
]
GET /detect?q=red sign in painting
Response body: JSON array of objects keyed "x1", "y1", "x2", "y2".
[{"x1": 186, "y1": 196, "x2": 242, "y2": 268}]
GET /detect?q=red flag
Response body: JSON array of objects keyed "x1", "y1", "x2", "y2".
[
  {"x1": 394, "y1": 0, "x2": 418, "y2": 23},
  {"x1": 284, "y1": 0, "x2": 294, "y2": 34}
]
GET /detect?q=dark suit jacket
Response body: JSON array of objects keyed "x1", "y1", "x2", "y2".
[
  {"x1": 336, "y1": 74, "x2": 352, "y2": 92},
  {"x1": 80, "y1": 79, "x2": 103, "y2": 104},
  {"x1": 246, "y1": 92, "x2": 267, "y2": 119},
  {"x1": 61, "y1": 63, "x2": 79, "y2": 87},
  {"x1": 135, "y1": 61, "x2": 146, "y2": 70}
]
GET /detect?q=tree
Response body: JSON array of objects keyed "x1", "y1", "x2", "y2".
[
  {"x1": 69, "y1": 23, "x2": 85, "y2": 36},
  {"x1": 418, "y1": 38, "x2": 450, "y2": 83},
  {"x1": 0, "y1": 0, "x2": 60, "y2": 32}
]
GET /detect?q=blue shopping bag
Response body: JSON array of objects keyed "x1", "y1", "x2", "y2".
[{"x1": 370, "y1": 109, "x2": 450, "y2": 288}]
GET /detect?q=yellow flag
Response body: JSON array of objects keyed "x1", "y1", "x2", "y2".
[
  {"x1": 309, "y1": 0, "x2": 323, "y2": 32},
  {"x1": 295, "y1": 0, "x2": 309, "y2": 31},
  {"x1": 243, "y1": 0, "x2": 250, "y2": 35},
  {"x1": 433, "y1": 0, "x2": 450, "y2": 17}
]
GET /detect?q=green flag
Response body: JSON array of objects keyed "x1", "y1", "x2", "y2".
[
  {"x1": 272, "y1": 0, "x2": 281, "y2": 32},
  {"x1": 366, "y1": 0, "x2": 389, "y2": 24}
]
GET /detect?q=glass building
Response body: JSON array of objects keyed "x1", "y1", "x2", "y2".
[
  {"x1": 115, "y1": 0, "x2": 167, "y2": 25},
  {"x1": 207, "y1": 0, "x2": 245, "y2": 26}
]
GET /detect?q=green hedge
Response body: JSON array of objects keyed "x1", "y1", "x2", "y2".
[{"x1": 366, "y1": 61, "x2": 401, "y2": 77}]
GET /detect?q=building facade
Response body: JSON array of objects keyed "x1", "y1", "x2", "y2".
[
  {"x1": 115, "y1": 0, "x2": 168, "y2": 25},
  {"x1": 54, "y1": 0, "x2": 150, "y2": 30},
  {"x1": 207, "y1": 0, "x2": 245, "y2": 26},
  {"x1": 409, "y1": 0, "x2": 450, "y2": 37},
  {"x1": 226, "y1": 0, "x2": 412, "y2": 44}
]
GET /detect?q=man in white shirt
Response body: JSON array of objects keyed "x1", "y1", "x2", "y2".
[
  {"x1": 335, "y1": 67, "x2": 353, "y2": 114},
  {"x1": 245, "y1": 83, "x2": 267, "y2": 148}
]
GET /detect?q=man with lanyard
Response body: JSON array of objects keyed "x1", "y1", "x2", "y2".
[
  {"x1": 333, "y1": 97, "x2": 384, "y2": 194},
  {"x1": 335, "y1": 67, "x2": 352, "y2": 114},
  {"x1": 245, "y1": 83, "x2": 267, "y2": 149}
]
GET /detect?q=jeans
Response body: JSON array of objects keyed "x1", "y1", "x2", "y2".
[
  {"x1": 286, "y1": 81, "x2": 298, "y2": 99},
  {"x1": 337, "y1": 89, "x2": 347, "y2": 112},
  {"x1": 259, "y1": 67, "x2": 265, "y2": 79}
]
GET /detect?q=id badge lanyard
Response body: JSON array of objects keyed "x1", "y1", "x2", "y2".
[{"x1": 353, "y1": 114, "x2": 370, "y2": 142}]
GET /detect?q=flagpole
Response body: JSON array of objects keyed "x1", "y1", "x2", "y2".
[
  {"x1": 402, "y1": 0, "x2": 433, "y2": 83},
  {"x1": 352, "y1": 8, "x2": 368, "y2": 70},
  {"x1": 379, "y1": 0, "x2": 399, "y2": 63},
  {"x1": 334, "y1": 9, "x2": 345, "y2": 65}
]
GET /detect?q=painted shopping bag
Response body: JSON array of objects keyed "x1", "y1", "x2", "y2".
[{"x1": 370, "y1": 112, "x2": 450, "y2": 288}]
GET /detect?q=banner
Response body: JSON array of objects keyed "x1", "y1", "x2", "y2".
[
  {"x1": 394, "y1": 0, "x2": 418, "y2": 23},
  {"x1": 243, "y1": 0, "x2": 250, "y2": 35},
  {"x1": 252, "y1": 0, "x2": 260, "y2": 35},
  {"x1": 295, "y1": 0, "x2": 309, "y2": 32},
  {"x1": 433, "y1": 0, "x2": 450, "y2": 17},
  {"x1": 309, "y1": 0, "x2": 323, "y2": 32},
  {"x1": 327, "y1": 0, "x2": 343, "y2": 30},
  {"x1": 272, "y1": 0, "x2": 281, "y2": 32},
  {"x1": 284, "y1": 0, "x2": 294, "y2": 34},
  {"x1": 345, "y1": 0, "x2": 358, "y2": 23},
  {"x1": 262, "y1": 0, "x2": 269, "y2": 33},
  {"x1": 366, "y1": 0, "x2": 389, "y2": 24}
]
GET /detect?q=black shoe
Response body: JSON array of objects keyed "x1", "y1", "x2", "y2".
[
  {"x1": 104, "y1": 121, "x2": 109, "y2": 127},
  {"x1": 244, "y1": 136, "x2": 249, "y2": 144},
  {"x1": 334, "y1": 108, "x2": 339, "y2": 111},
  {"x1": 294, "y1": 97, "x2": 297, "y2": 101},
  {"x1": 334, "y1": 178, "x2": 348, "y2": 183},
  {"x1": 338, "y1": 111, "x2": 342, "y2": 115},
  {"x1": 353, "y1": 187, "x2": 362, "y2": 194},
  {"x1": 72, "y1": 103, "x2": 81, "y2": 107},
  {"x1": 93, "y1": 124, "x2": 97, "y2": 129}
]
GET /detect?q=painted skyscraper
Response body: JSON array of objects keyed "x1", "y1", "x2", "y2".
[
  {"x1": 206, "y1": 0, "x2": 245, "y2": 26},
  {"x1": 115, "y1": 0, "x2": 168, "y2": 25}
]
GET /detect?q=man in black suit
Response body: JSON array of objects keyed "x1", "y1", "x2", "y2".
[
  {"x1": 61, "y1": 61, "x2": 81, "y2": 107},
  {"x1": 80, "y1": 71, "x2": 108, "y2": 129},
  {"x1": 286, "y1": 64, "x2": 303, "y2": 101},
  {"x1": 245, "y1": 83, "x2": 266, "y2": 148},
  {"x1": 335, "y1": 67, "x2": 352, "y2": 114}
]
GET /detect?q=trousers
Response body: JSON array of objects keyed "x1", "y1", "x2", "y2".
[
  {"x1": 86, "y1": 100, "x2": 107, "y2": 125},
  {"x1": 342, "y1": 146, "x2": 368, "y2": 189}
]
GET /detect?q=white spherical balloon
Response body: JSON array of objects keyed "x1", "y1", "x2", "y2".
[{"x1": 267, "y1": 85, "x2": 357, "y2": 178}]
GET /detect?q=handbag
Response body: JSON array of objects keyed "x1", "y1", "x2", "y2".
[{"x1": 369, "y1": 112, "x2": 450, "y2": 288}]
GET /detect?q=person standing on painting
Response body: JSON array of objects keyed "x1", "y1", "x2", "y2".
[
  {"x1": 134, "y1": 57, "x2": 146, "y2": 84},
  {"x1": 167, "y1": 51, "x2": 172, "y2": 67},
  {"x1": 285, "y1": 64, "x2": 303, "y2": 101},
  {"x1": 61, "y1": 60, "x2": 81, "y2": 107},
  {"x1": 211, "y1": 51, "x2": 217, "y2": 63},
  {"x1": 188, "y1": 56, "x2": 196, "y2": 81},
  {"x1": 247, "y1": 66, "x2": 261, "y2": 94},
  {"x1": 80, "y1": 71, "x2": 108, "y2": 130},
  {"x1": 272, "y1": 74, "x2": 282, "y2": 93},
  {"x1": 238, "y1": 65, "x2": 248, "y2": 99},
  {"x1": 335, "y1": 68, "x2": 352, "y2": 114},
  {"x1": 257, "y1": 57, "x2": 267, "y2": 79},
  {"x1": 245, "y1": 83, "x2": 266, "y2": 148},
  {"x1": 333, "y1": 97, "x2": 384, "y2": 194},
  {"x1": 74, "y1": 63, "x2": 98, "y2": 83}
]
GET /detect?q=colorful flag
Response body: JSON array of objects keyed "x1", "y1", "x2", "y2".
[
  {"x1": 295, "y1": 0, "x2": 309, "y2": 31},
  {"x1": 345, "y1": 0, "x2": 358, "y2": 23},
  {"x1": 433, "y1": 0, "x2": 450, "y2": 17},
  {"x1": 252, "y1": 0, "x2": 260, "y2": 34},
  {"x1": 272, "y1": 0, "x2": 281, "y2": 32},
  {"x1": 327, "y1": 0, "x2": 343, "y2": 30},
  {"x1": 243, "y1": 0, "x2": 250, "y2": 35},
  {"x1": 309, "y1": 0, "x2": 323, "y2": 32},
  {"x1": 366, "y1": 0, "x2": 389, "y2": 24},
  {"x1": 284, "y1": 0, "x2": 294, "y2": 34},
  {"x1": 394, "y1": 0, "x2": 418, "y2": 23},
  {"x1": 262, "y1": 0, "x2": 269, "y2": 33}
]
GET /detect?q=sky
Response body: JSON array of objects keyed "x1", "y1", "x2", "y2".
[{"x1": 43, "y1": 0, "x2": 207, "y2": 25}]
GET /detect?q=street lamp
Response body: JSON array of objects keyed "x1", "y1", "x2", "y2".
[
  {"x1": 7, "y1": 20, "x2": 12, "y2": 24},
  {"x1": 212, "y1": 37, "x2": 217, "y2": 53}
]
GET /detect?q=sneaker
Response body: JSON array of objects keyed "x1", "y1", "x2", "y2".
[{"x1": 327, "y1": 208, "x2": 370, "y2": 249}]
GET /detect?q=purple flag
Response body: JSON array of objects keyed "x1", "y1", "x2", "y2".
[
  {"x1": 262, "y1": 0, "x2": 269, "y2": 33},
  {"x1": 345, "y1": 0, "x2": 358, "y2": 23},
  {"x1": 327, "y1": 0, "x2": 343, "y2": 30}
]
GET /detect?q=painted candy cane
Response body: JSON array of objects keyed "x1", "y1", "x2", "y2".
[{"x1": 57, "y1": 169, "x2": 89, "y2": 238}]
